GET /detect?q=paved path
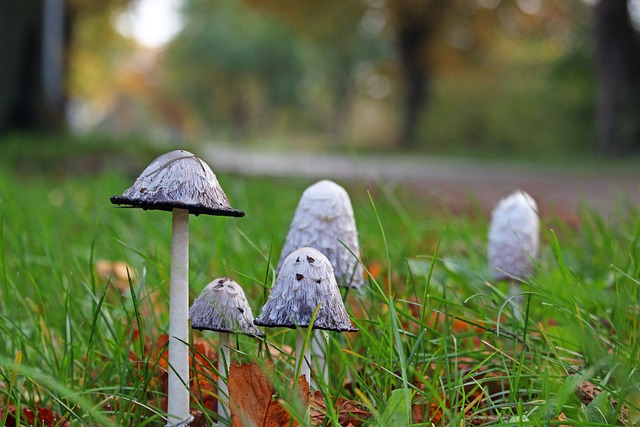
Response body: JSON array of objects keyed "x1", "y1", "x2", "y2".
[{"x1": 204, "y1": 144, "x2": 639, "y2": 221}]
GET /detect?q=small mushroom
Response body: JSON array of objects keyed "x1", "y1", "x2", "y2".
[
  {"x1": 190, "y1": 278, "x2": 263, "y2": 426},
  {"x1": 488, "y1": 190, "x2": 540, "y2": 320},
  {"x1": 255, "y1": 247, "x2": 357, "y2": 386},
  {"x1": 111, "y1": 150, "x2": 244, "y2": 426},
  {"x1": 277, "y1": 180, "x2": 365, "y2": 291}
]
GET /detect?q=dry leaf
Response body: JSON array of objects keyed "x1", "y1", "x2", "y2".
[
  {"x1": 267, "y1": 342, "x2": 294, "y2": 359},
  {"x1": 0, "y1": 405, "x2": 69, "y2": 427},
  {"x1": 411, "y1": 401, "x2": 443, "y2": 424},
  {"x1": 96, "y1": 259, "x2": 137, "y2": 290},
  {"x1": 228, "y1": 363, "x2": 311, "y2": 427},
  {"x1": 141, "y1": 333, "x2": 219, "y2": 412},
  {"x1": 229, "y1": 362, "x2": 276, "y2": 427},
  {"x1": 310, "y1": 391, "x2": 372, "y2": 426},
  {"x1": 575, "y1": 380, "x2": 600, "y2": 405}
]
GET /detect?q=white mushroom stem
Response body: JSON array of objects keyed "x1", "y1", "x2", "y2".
[
  {"x1": 508, "y1": 280, "x2": 523, "y2": 321},
  {"x1": 311, "y1": 330, "x2": 329, "y2": 387},
  {"x1": 167, "y1": 208, "x2": 192, "y2": 426},
  {"x1": 295, "y1": 329, "x2": 312, "y2": 387},
  {"x1": 217, "y1": 332, "x2": 230, "y2": 426}
]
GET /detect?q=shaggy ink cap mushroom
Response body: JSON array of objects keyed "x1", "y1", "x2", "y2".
[
  {"x1": 109, "y1": 149, "x2": 244, "y2": 426},
  {"x1": 110, "y1": 149, "x2": 244, "y2": 217},
  {"x1": 255, "y1": 247, "x2": 358, "y2": 332},
  {"x1": 278, "y1": 180, "x2": 364, "y2": 290},
  {"x1": 190, "y1": 277, "x2": 264, "y2": 338},
  {"x1": 488, "y1": 190, "x2": 540, "y2": 280}
]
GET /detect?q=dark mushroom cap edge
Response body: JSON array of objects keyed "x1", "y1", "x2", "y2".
[{"x1": 110, "y1": 196, "x2": 245, "y2": 217}]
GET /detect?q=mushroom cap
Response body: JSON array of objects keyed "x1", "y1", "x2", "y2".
[
  {"x1": 190, "y1": 277, "x2": 264, "y2": 337},
  {"x1": 110, "y1": 150, "x2": 244, "y2": 217},
  {"x1": 255, "y1": 247, "x2": 358, "y2": 332},
  {"x1": 488, "y1": 190, "x2": 540, "y2": 280},
  {"x1": 277, "y1": 180, "x2": 364, "y2": 291}
]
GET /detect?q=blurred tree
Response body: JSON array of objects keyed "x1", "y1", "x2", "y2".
[
  {"x1": 164, "y1": 1, "x2": 327, "y2": 140},
  {"x1": 388, "y1": 1, "x2": 447, "y2": 148},
  {"x1": 0, "y1": 0, "x2": 49, "y2": 133},
  {"x1": 256, "y1": 0, "x2": 393, "y2": 140},
  {"x1": 594, "y1": 0, "x2": 640, "y2": 155},
  {"x1": 245, "y1": 0, "x2": 389, "y2": 141},
  {"x1": 244, "y1": 0, "x2": 582, "y2": 149},
  {"x1": 0, "y1": 0, "x2": 129, "y2": 135}
]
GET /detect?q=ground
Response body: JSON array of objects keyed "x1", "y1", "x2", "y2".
[{"x1": 203, "y1": 144, "x2": 640, "y2": 224}]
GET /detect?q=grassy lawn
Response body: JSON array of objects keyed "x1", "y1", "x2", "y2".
[{"x1": 1, "y1": 135, "x2": 639, "y2": 426}]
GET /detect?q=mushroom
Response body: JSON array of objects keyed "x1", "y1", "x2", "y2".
[
  {"x1": 190, "y1": 277, "x2": 264, "y2": 426},
  {"x1": 278, "y1": 180, "x2": 365, "y2": 291},
  {"x1": 255, "y1": 247, "x2": 358, "y2": 386},
  {"x1": 110, "y1": 150, "x2": 244, "y2": 426},
  {"x1": 276, "y1": 180, "x2": 364, "y2": 385},
  {"x1": 488, "y1": 190, "x2": 540, "y2": 320}
]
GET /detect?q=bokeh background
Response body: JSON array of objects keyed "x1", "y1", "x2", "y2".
[{"x1": 1, "y1": 0, "x2": 640, "y2": 159}]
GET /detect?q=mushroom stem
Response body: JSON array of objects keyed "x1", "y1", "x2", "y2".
[
  {"x1": 167, "y1": 208, "x2": 192, "y2": 426},
  {"x1": 311, "y1": 329, "x2": 329, "y2": 387},
  {"x1": 217, "y1": 332, "x2": 230, "y2": 426},
  {"x1": 508, "y1": 280, "x2": 523, "y2": 321},
  {"x1": 295, "y1": 329, "x2": 312, "y2": 387}
]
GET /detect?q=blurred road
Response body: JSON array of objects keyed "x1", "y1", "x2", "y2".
[{"x1": 203, "y1": 144, "x2": 640, "y2": 221}]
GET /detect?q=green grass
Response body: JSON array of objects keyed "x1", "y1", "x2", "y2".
[{"x1": 0, "y1": 136, "x2": 639, "y2": 426}]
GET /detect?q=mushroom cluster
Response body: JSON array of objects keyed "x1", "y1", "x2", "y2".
[
  {"x1": 278, "y1": 180, "x2": 364, "y2": 291},
  {"x1": 111, "y1": 150, "x2": 244, "y2": 426},
  {"x1": 255, "y1": 247, "x2": 357, "y2": 383},
  {"x1": 277, "y1": 179, "x2": 364, "y2": 384},
  {"x1": 112, "y1": 153, "x2": 360, "y2": 425}
]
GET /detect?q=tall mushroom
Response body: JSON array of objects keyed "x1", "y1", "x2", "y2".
[
  {"x1": 277, "y1": 180, "x2": 364, "y2": 384},
  {"x1": 190, "y1": 277, "x2": 264, "y2": 426},
  {"x1": 488, "y1": 190, "x2": 540, "y2": 320},
  {"x1": 278, "y1": 180, "x2": 364, "y2": 291},
  {"x1": 255, "y1": 247, "x2": 358, "y2": 386},
  {"x1": 111, "y1": 150, "x2": 244, "y2": 426}
]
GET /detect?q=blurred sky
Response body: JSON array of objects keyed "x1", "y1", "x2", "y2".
[
  {"x1": 115, "y1": 0, "x2": 185, "y2": 49},
  {"x1": 114, "y1": 0, "x2": 640, "y2": 48}
]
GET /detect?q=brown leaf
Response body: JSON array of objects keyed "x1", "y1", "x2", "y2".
[
  {"x1": 411, "y1": 401, "x2": 442, "y2": 425},
  {"x1": 229, "y1": 364, "x2": 311, "y2": 427},
  {"x1": 229, "y1": 362, "x2": 276, "y2": 427},
  {"x1": 96, "y1": 259, "x2": 137, "y2": 291},
  {"x1": 146, "y1": 333, "x2": 219, "y2": 412},
  {"x1": 310, "y1": 391, "x2": 371, "y2": 426},
  {"x1": 576, "y1": 380, "x2": 600, "y2": 406},
  {"x1": 0, "y1": 405, "x2": 69, "y2": 427},
  {"x1": 189, "y1": 409, "x2": 208, "y2": 427}
]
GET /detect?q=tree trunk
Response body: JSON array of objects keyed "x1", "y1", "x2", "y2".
[
  {"x1": 393, "y1": 1, "x2": 447, "y2": 149},
  {"x1": 0, "y1": 0, "x2": 69, "y2": 135},
  {"x1": 0, "y1": 0, "x2": 42, "y2": 133},
  {"x1": 594, "y1": 0, "x2": 640, "y2": 155}
]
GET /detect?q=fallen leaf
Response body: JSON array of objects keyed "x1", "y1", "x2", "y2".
[
  {"x1": 575, "y1": 379, "x2": 600, "y2": 406},
  {"x1": 139, "y1": 333, "x2": 219, "y2": 412},
  {"x1": 229, "y1": 362, "x2": 276, "y2": 427},
  {"x1": 229, "y1": 363, "x2": 310, "y2": 427},
  {"x1": 310, "y1": 391, "x2": 372, "y2": 426},
  {"x1": 267, "y1": 342, "x2": 294, "y2": 360},
  {"x1": 96, "y1": 259, "x2": 136, "y2": 291},
  {"x1": 411, "y1": 401, "x2": 442, "y2": 424},
  {"x1": 0, "y1": 405, "x2": 69, "y2": 427}
]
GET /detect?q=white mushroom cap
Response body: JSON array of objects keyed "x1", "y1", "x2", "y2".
[
  {"x1": 110, "y1": 150, "x2": 244, "y2": 217},
  {"x1": 488, "y1": 190, "x2": 540, "y2": 280},
  {"x1": 255, "y1": 247, "x2": 358, "y2": 332},
  {"x1": 278, "y1": 180, "x2": 365, "y2": 291},
  {"x1": 190, "y1": 277, "x2": 264, "y2": 337}
]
